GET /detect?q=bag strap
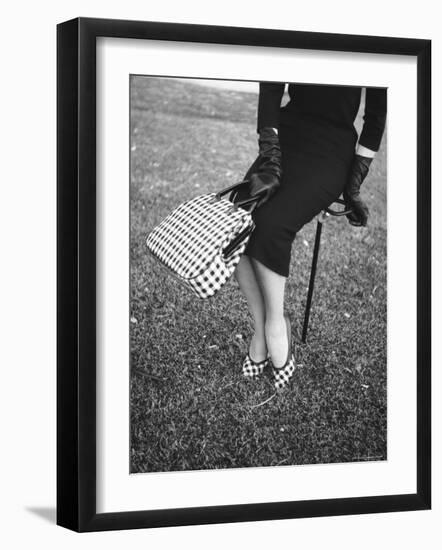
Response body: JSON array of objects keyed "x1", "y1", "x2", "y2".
[
  {"x1": 215, "y1": 179, "x2": 265, "y2": 213},
  {"x1": 215, "y1": 179, "x2": 250, "y2": 200},
  {"x1": 233, "y1": 194, "x2": 264, "y2": 212}
]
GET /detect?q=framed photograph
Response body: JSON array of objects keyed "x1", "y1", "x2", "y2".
[{"x1": 57, "y1": 17, "x2": 431, "y2": 532}]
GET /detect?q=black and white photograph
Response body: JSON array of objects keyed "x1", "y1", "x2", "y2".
[
  {"x1": 1, "y1": 0, "x2": 437, "y2": 543},
  {"x1": 130, "y1": 76, "x2": 387, "y2": 473}
]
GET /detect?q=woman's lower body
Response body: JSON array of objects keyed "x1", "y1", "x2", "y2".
[{"x1": 235, "y1": 114, "x2": 357, "y2": 382}]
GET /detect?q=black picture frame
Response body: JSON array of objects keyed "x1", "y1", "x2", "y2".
[{"x1": 57, "y1": 17, "x2": 431, "y2": 532}]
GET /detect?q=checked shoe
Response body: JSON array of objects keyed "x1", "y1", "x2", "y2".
[
  {"x1": 242, "y1": 354, "x2": 270, "y2": 378},
  {"x1": 271, "y1": 316, "x2": 296, "y2": 390}
]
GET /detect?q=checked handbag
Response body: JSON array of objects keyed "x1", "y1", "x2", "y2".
[{"x1": 145, "y1": 181, "x2": 260, "y2": 299}]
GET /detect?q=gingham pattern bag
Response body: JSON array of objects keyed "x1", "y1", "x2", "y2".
[{"x1": 146, "y1": 181, "x2": 259, "y2": 299}]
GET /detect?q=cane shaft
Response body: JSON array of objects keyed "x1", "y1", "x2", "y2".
[{"x1": 302, "y1": 220, "x2": 323, "y2": 343}]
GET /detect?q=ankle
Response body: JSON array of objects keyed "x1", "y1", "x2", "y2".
[
  {"x1": 249, "y1": 332, "x2": 267, "y2": 362},
  {"x1": 251, "y1": 326, "x2": 265, "y2": 342},
  {"x1": 265, "y1": 316, "x2": 288, "y2": 369},
  {"x1": 265, "y1": 316, "x2": 285, "y2": 335}
]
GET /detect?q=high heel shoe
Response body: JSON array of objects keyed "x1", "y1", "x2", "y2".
[
  {"x1": 271, "y1": 315, "x2": 296, "y2": 390},
  {"x1": 242, "y1": 353, "x2": 270, "y2": 378}
]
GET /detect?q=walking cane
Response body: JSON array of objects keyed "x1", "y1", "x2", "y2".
[{"x1": 301, "y1": 198, "x2": 353, "y2": 343}]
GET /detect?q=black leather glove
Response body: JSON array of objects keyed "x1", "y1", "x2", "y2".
[
  {"x1": 343, "y1": 154, "x2": 373, "y2": 227},
  {"x1": 243, "y1": 127, "x2": 282, "y2": 208}
]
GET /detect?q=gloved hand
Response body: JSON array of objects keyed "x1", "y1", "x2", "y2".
[
  {"x1": 343, "y1": 154, "x2": 373, "y2": 226},
  {"x1": 243, "y1": 127, "x2": 282, "y2": 208}
]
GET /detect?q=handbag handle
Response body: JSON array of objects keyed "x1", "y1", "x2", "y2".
[
  {"x1": 215, "y1": 179, "x2": 264, "y2": 213},
  {"x1": 215, "y1": 179, "x2": 250, "y2": 200},
  {"x1": 232, "y1": 193, "x2": 264, "y2": 212}
]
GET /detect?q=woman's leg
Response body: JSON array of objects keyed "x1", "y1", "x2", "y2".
[
  {"x1": 251, "y1": 259, "x2": 288, "y2": 369},
  {"x1": 234, "y1": 256, "x2": 267, "y2": 362}
]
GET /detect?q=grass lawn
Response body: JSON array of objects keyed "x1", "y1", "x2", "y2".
[{"x1": 130, "y1": 77, "x2": 387, "y2": 473}]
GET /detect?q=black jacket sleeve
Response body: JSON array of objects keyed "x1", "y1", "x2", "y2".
[
  {"x1": 359, "y1": 87, "x2": 387, "y2": 151},
  {"x1": 257, "y1": 82, "x2": 285, "y2": 132}
]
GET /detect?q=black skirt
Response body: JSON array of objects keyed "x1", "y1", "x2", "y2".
[{"x1": 243, "y1": 113, "x2": 358, "y2": 277}]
